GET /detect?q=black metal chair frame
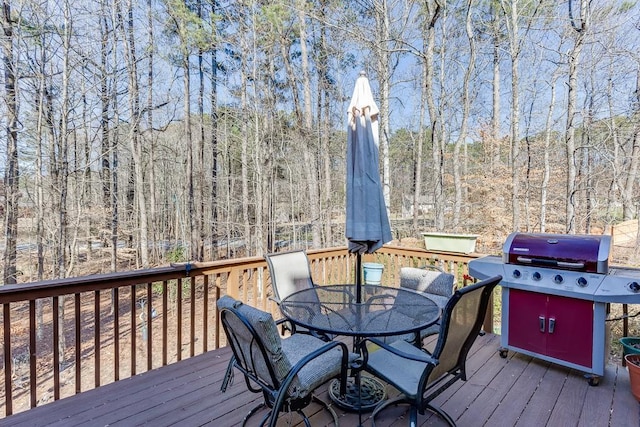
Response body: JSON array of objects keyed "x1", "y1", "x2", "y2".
[
  {"x1": 362, "y1": 275, "x2": 502, "y2": 427},
  {"x1": 219, "y1": 300, "x2": 349, "y2": 427}
]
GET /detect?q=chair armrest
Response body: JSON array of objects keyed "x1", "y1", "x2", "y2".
[
  {"x1": 271, "y1": 340, "x2": 350, "y2": 420},
  {"x1": 364, "y1": 337, "x2": 438, "y2": 365}
]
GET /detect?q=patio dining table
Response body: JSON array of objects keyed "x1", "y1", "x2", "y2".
[{"x1": 279, "y1": 284, "x2": 440, "y2": 416}]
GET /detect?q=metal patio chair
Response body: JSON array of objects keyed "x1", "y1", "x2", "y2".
[
  {"x1": 362, "y1": 275, "x2": 502, "y2": 427},
  {"x1": 265, "y1": 250, "x2": 334, "y2": 340},
  {"x1": 399, "y1": 265, "x2": 455, "y2": 341},
  {"x1": 217, "y1": 295, "x2": 349, "y2": 427}
]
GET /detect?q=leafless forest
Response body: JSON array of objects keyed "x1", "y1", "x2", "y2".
[{"x1": 2, "y1": 0, "x2": 640, "y2": 284}]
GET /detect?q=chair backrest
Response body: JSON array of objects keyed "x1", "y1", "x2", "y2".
[
  {"x1": 399, "y1": 266, "x2": 455, "y2": 298},
  {"x1": 217, "y1": 295, "x2": 297, "y2": 392},
  {"x1": 265, "y1": 250, "x2": 315, "y2": 302},
  {"x1": 426, "y1": 275, "x2": 501, "y2": 383}
]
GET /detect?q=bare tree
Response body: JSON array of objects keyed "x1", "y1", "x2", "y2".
[
  {"x1": 120, "y1": 0, "x2": 150, "y2": 266},
  {"x1": 452, "y1": 0, "x2": 476, "y2": 229},
  {"x1": 565, "y1": 0, "x2": 589, "y2": 233},
  {"x1": 500, "y1": 0, "x2": 523, "y2": 231},
  {"x1": 209, "y1": 0, "x2": 219, "y2": 259},
  {"x1": 422, "y1": 0, "x2": 444, "y2": 231},
  {"x1": 297, "y1": 1, "x2": 322, "y2": 248},
  {"x1": 622, "y1": 67, "x2": 640, "y2": 221},
  {"x1": 2, "y1": 0, "x2": 18, "y2": 285}
]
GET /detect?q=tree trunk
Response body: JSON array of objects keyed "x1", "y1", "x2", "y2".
[
  {"x1": 414, "y1": 35, "x2": 428, "y2": 234},
  {"x1": 181, "y1": 33, "x2": 195, "y2": 260},
  {"x1": 375, "y1": 0, "x2": 392, "y2": 219},
  {"x1": 452, "y1": 0, "x2": 475, "y2": 229},
  {"x1": 146, "y1": 0, "x2": 158, "y2": 263},
  {"x1": 209, "y1": 1, "x2": 219, "y2": 260},
  {"x1": 196, "y1": 0, "x2": 205, "y2": 261},
  {"x1": 501, "y1": 0, "x2": 521, "y2": 231},
  {"x1": 317, "y1": 2, "x2": 333, "y2": 246},
  {"x1": 296, "y1": 2, "x2": 321, "y2": 248},
  {"x1": 491, "y1": 5, "x2": 501, "y2": 172},
  {"x1": 541, "y1": 71, "x2": 559, "y2": 233},
  {"x1": 122, "y1": 0, "x2": 149, "y2": 267},
  {"x1": 2, "y1": 1, "x2": 18, "y2": 285},
  {"x1": 621, "y1": 68, "x2": 640, "y2": 220},
  {"x1": 424, "y1": 1, "x2": 444, "y2": 231},
  {"x1": 566, "y1": 0, "x2": 589, "y2": 234}
]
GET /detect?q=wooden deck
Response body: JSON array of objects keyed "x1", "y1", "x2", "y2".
[{"x1": 1, "y1": 333, "x2": 637, "y2": 427}]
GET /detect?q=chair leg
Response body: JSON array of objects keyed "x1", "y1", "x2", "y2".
[
  {"x1": 297, "y1": 409, "x2": 313, "y2": 427},
  {"x1": 370, "y1": 395, "x2": 410, "y2": 427},
  {"x1": 409, "y1": 406, "x2": 418, "y2": 427},
  {"x1": 425, "y1": 402, "x2": 456, "y2": 427},
  {"x1": 241, "y1": 401, "x2": 267, "y2": 427},
  {"x1": 311, "y1": 394, "x2": 339, "y2": 426}
]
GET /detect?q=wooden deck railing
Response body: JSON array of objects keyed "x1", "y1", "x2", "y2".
[{"x1": 0, "y1": 245, "x2": 479, "y2": 417}]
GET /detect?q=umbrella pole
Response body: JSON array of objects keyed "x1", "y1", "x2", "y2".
[{"x1": 356, "y1": 252, "x2": 362, "y2": 303}]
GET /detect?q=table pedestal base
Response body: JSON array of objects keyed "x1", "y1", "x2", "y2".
[{"x1": 328, "y1": 375, "x2": 387, "y2": 412}]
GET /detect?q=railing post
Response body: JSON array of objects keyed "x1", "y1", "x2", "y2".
[{"x1": 227, "y1": 268, "x2": 240, "y2": 299}]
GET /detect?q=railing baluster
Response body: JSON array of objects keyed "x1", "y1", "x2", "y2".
[
  {"x1": 177, "y1": 278, "x2": 182, "y2": 362},
  {"x1": 147, "y1": 283, "x2": 153, "y2": 371},
  {"x1": 114, "y1": 288, "x2": 119, "y2": 381},
  {"x1": 95, "y1": 290, "x2": 100, "y2": 387},
  {"x1": 214, "y1": 286, "x2": 221, "y2": 349},
  {"x1": 29, "y1": 300, "x2": 36, "y2": 408},
  {"x1": 203, "y1": 275, "x2": 209, "y2": 352},
  {"x1": 190, "y1": 276, "x2": 195, "y2": 357},
  {"x1": 52, "y1": 296, "x2": 60, "y2": 401},
  {"x1": 242, "y1": 270, "x2": 248, "y2": 302},
  {"x1": 162, "y1": 280, "x2": 168, "y2": 366},
  {"x1": 131, "y1": 285, "x2": 136, "y2": 376},
  {"x1": 74, "y1": 293, "x2": 81, "y2": 394},
  {"x1": 4, "y1": 303, "x2": 12, "y2": 416}
]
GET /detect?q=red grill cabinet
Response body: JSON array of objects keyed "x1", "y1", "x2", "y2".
[{"x1": 504, "y1": 288, "x2": 604, "y2": 375}]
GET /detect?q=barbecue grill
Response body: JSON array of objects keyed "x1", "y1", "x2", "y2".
[{"x1": 469, "y1": 232, "x2": 640, "y2": 385}]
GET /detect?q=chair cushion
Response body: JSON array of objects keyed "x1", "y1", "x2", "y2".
[
  {"x1": 400, "y1": 267, "x2": 454, "y2": 305},
  {"x1": 281, "y1": 333, "x2": 348, "y2": 397}
]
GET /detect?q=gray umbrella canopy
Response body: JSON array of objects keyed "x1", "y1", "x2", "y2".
[{"x1": 345, "y1": 72, "x2": 392, "y2": 256}]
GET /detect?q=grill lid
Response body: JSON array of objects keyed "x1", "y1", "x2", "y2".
[{"x1": 502, "y1": 232, "x2": 611, "y2": 273}]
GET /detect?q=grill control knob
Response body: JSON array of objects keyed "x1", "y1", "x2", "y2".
[
  {"x1": 512, "y1": 269, "x2": 521, "y2": 279},
  {"x1": 577, "y1": 277, "x2": 588, "y2": 287},
  {"x1": 629, "y1": 282, "x2": 640, "y2": 293},
  {"x1": 532, "y1": 272, "x2": 541, "y2": 281},
  {"x1": 553, "y1": 274, "x2": 563, "y2": 284}
]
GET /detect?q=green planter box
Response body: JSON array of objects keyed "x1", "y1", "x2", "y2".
[{"x1": 421, "y1": 232, "x2": 478, "y2": 254}]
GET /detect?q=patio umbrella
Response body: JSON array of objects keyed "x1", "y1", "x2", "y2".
[{"x1": 345, "y1": 71, "x2": 392, "y2": 301}]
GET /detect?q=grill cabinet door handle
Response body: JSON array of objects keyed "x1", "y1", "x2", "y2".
[
  {"x1": 539, "y1": 316, "x2": 545, "y2": 332},
  {"x1": 548, "y1": 318, "x2": 555, "y2": 334}
]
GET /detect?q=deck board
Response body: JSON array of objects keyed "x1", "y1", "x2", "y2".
[{"x1": 1, "y1": 333, "x2": 637, "y2": 427}]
